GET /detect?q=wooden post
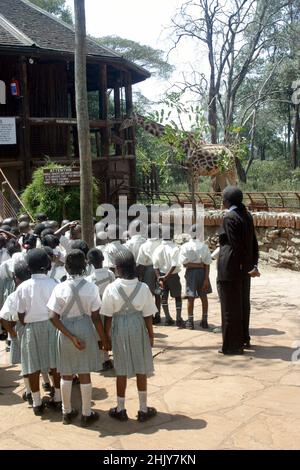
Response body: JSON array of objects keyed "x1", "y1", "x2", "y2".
[
  {"x1": 114, "y1": 82, "x2": 122, "y2": 156},
  {"x1": 99, "y1": 63, "x2": 109, "y2": 157},
  {"x1": 19, "y1": 56, "x2": 31, "y2": 184},
  {"x1": 74, "y1": 0, "x2": 94, "y2": 248},
  {"x1": 125, "y1": 72, "x2": 136, "y2": 203}
]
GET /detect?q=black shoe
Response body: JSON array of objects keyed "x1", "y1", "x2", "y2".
[
  {"x1": 80, "y1": 410, "x2": 99, "y2": 428},
  {"x1": 244, "y1": 342, "x2": 252, "y2": 349},
  {"x1": 200, "y1": 319, "x2": 209, "y2": 329},
  {"x1": 218, "y1": 348, "x2": 244, "y2": 355},
  {"x1": 109, "y1": 407, "x2": 128, "y2": 422},
  {"x1": 22, "y1": 392, "x2": 33, "y2": 405},
  {"x1": 176, "y1": 319, "x2": 186, "y2": 329},
  {"x1": 5, "y1": 346, "x2": 10, "y2": 352},
  {"x1": 45, "y1": 398, "x2": 62, "y2": 411},
  {"x1": 62, "y1": 408, "x2": 78, "y2": 425},
  {"x1": 101, "y1": 360, "x2": 114, "y2": 371},
  {"x1": 152, "y1": 313, "x2": 161, "y2": 324},
  {"x1": 33, "y1": 404, "x2": 45, "y2": 416},
  {"x1": 137, "y1": 407, "x2": 157, "y2": 422},
  {"x1": 186, "y1": 319, "x2": 194, "y2": 330},
  {"x1": 165, "y1": 318, "x2": 175, "y2": 326},
  {"x1": 42, "y1": 382, "x2": 51, "y2": 392},
  {"x1": 0, "y1": 332, "x2": 8, "y2": 341}
]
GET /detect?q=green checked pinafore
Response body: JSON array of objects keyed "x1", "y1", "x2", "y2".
[
  {"x1": 111, "y1": 282, "x2": 154, "y2": 379},
  {"x1": 57, "y1": 279, "x2": 101, "y2": 375}
]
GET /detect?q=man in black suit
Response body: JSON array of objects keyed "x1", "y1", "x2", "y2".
[{"x1": 217, "y1": 187, "x2": 259, "y2": 355}]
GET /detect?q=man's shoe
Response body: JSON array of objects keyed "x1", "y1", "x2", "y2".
[
  {"x1": 109, "y1": 407, "x2": 128, "y2": 422},
  {"x1": 137, "y1": 407, "x2": 157, "y2": 422},
  {"x1": 62, "y1": 408, "x2": 78, "y2": 425},
  {"x1": 186, "y1": 319, "x2": 194, "y2": 330},
  {"x1": 244, "y1": 342, "x2": 252, "y2": 349},
  {"x1": 45, "y1": 398, "x2": 62, "y2": 411},
  {"x1": 176, "y1": 318, "x2": 186, "y2": 329},
  {"x1": 218, "y1": 348, "x2": 244, "y2": 355},
  {"x1": 80, "y1": 410, "x2": 99, "y2": 428},
  {"x1": 165, "y1": 318, "x2": 175, "y2": 326},
  {"x1": 22, "y1": 391, "x2": 33, "y2": 405}
]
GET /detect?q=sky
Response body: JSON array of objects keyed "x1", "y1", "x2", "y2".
[{"x1": 65, "y1": 0, "x2": 208, "y2": 111}]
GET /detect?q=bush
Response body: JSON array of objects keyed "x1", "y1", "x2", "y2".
[{"x1": 21, "y1": 163, "x2": 99, "y2": 222}]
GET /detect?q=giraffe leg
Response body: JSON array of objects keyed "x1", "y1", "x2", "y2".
[
  {"x1": 213, "y1": 174, "x2": 226, "y2": 191},
  {"x1": 226, "y1": 167, "x2": 238, "y2": 187}
]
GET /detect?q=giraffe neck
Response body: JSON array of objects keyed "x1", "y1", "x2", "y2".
[{"x1": 135, "y1": 114, "x2": 166, "y2": 138}]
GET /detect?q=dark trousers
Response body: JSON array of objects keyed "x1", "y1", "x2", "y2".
[{"x1": 218, "y1": 277, "x2": 251, "y2": 352}]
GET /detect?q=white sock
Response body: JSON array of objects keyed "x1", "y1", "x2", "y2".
[
  {"x1": 138, "y1": 391, "x2": 147, "y2": 413},
  {"x1": 103, "y1": 351, "x2": 110, "y2": 362},
  {"x1": 61, "y1": 379, "x2": 72, "y2": 415},
  {"x1": 42, "y1": 372, "x2": 50, "y2": 384},
  {"x1": 23, "y1": 377, "x2": 31, "y2": 394},
  {"x1": 80, "y1": 383, "x2": 92, "y2": 417},
  {"x1": 117, "y1": 396, "x2": 125, "y2": 412},
  {"x1": 32, "y1": 391, "x2": 41, "y2": 407},
  {"x1": 54, "y1": 388, "x2": 61, "y2": 402}
]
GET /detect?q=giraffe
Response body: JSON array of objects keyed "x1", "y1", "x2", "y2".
[{"x1": 120, "y1": 112, "x2": 246, "y2": 192}]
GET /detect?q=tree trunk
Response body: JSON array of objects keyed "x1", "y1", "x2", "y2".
[
  {"x1": 291, "y1": 105, "x2": 299, "y2": 169},
  {"x1": 74, "y1": 0, "x2": 94, "y2": 248}
]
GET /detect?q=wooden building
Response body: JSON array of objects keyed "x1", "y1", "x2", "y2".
[{"x1": 0, "y1": 0, "x2": 150, "y2": 205}]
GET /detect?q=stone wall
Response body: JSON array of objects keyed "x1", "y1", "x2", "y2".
[{"x1": 203, "y1": 211, "x2": 300, "y2": 271}]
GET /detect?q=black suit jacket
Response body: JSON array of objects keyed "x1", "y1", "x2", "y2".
[{"x1": 217, "y1": 205, "x2": 259, "y2": 282}]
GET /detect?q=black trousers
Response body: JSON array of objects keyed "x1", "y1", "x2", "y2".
[{"x1": 217, "y1": 277, "x2": 251, "y2": 352}]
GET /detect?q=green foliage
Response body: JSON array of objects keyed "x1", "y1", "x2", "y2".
[
  {"x1": 96, "y1": 36, "x2": 174, "y2": 80},
  {"x1": 29, "y1": 0, "x2": 73, "y2": 24},
  {"x1": 21, "y1": 163, "x2": 98, "y2": 222},
  {"x1": 243, "y1": 160, "x2": 300, "y2": 191}
]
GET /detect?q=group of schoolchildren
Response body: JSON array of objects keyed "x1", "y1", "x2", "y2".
[{"x1": 0, "y1": 213, "x2": 213, "y2": 427}]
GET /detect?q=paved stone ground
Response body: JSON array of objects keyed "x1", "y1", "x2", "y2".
[{"x1": 0, "y1": 263, "x2": 300, "y2": 450}]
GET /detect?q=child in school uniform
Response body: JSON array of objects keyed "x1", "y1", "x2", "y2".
[
  {"x1": 47, "y1": 249, "x2": 110, "y2": 427},
  {"x1": 102, "y1": 251, "x2": 157, "y2": 422},
  {"x1": 136, "y1": 223, "x2": 161, "y2": 324},
  {"x1": 153, "y1": 226, "x2": 185, "y2": 328},
  {"x1": 86, "y1": 248, "x2": 115, "y2": 371},
  {"x1": 103, "y1": 224, "x2": 131, "y2": 273},
  {"x1": 125, "y1": 219, "x2": 146, "y2": 262},
  {"x1": 16, "y1": 249, "x2": 61, "y2": 416},
  {"x1": 0, "y1": 261, "x2": 33, "y2": 404},
  {"x1": 179, "y1": 225, "x2": 213, "y2": 330}
]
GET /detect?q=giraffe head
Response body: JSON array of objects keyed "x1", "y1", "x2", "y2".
[{"x1": 120, "y1": 112, "x2": 139, "y2": 131}]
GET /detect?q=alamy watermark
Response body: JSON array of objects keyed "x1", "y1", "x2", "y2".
[{"x1": 95, "y1": 196, "x2": 205, "y2": 241}]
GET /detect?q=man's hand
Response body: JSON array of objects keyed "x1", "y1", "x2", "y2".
[{"x1": 248, "y1": 267, "x2": 261, "y2": 278}]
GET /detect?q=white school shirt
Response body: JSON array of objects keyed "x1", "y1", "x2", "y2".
[
  {"x1": 125, "y1": 235, "x2": 146, "y2": 262},
  {"x1": 16, "y1": 274, "x2": 57, "y2": 323},
  {"x1": 48, "y1": 263, "x2": 67, "y2": 282},
  {"x1": 0, "y1": 248, "x2": 9, "y2": 265},
  {"x1": 59, "y1": 235, "x2": 72, "y2": 254},
  {"x1": 0, "y1": 252, "x2": 26, "y2": 279},
  {"x1": 179, "y1": 239, "x2": 212, "y2": 266},
  {"x1": 136, "y1": 238, "x2": 161, "y2": 267},
  {"x1": 0, "y1": 290, "x2": 18, "y2": 321},
  {"x1": 152, "y1": 240, "x2": 181, "y2": 274},
  {"x1": 86, "y1": 268, "x2": 115, "y2": 298},
  {"x1": 103, "y1": 241, "x2": 130, "y2": 268},
  {"x1": 47, "y1": 276, "x2": 101, "y2": 319},
  {"x1": 101, "y1": 278, "x2": 157, "y2": 318}
]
